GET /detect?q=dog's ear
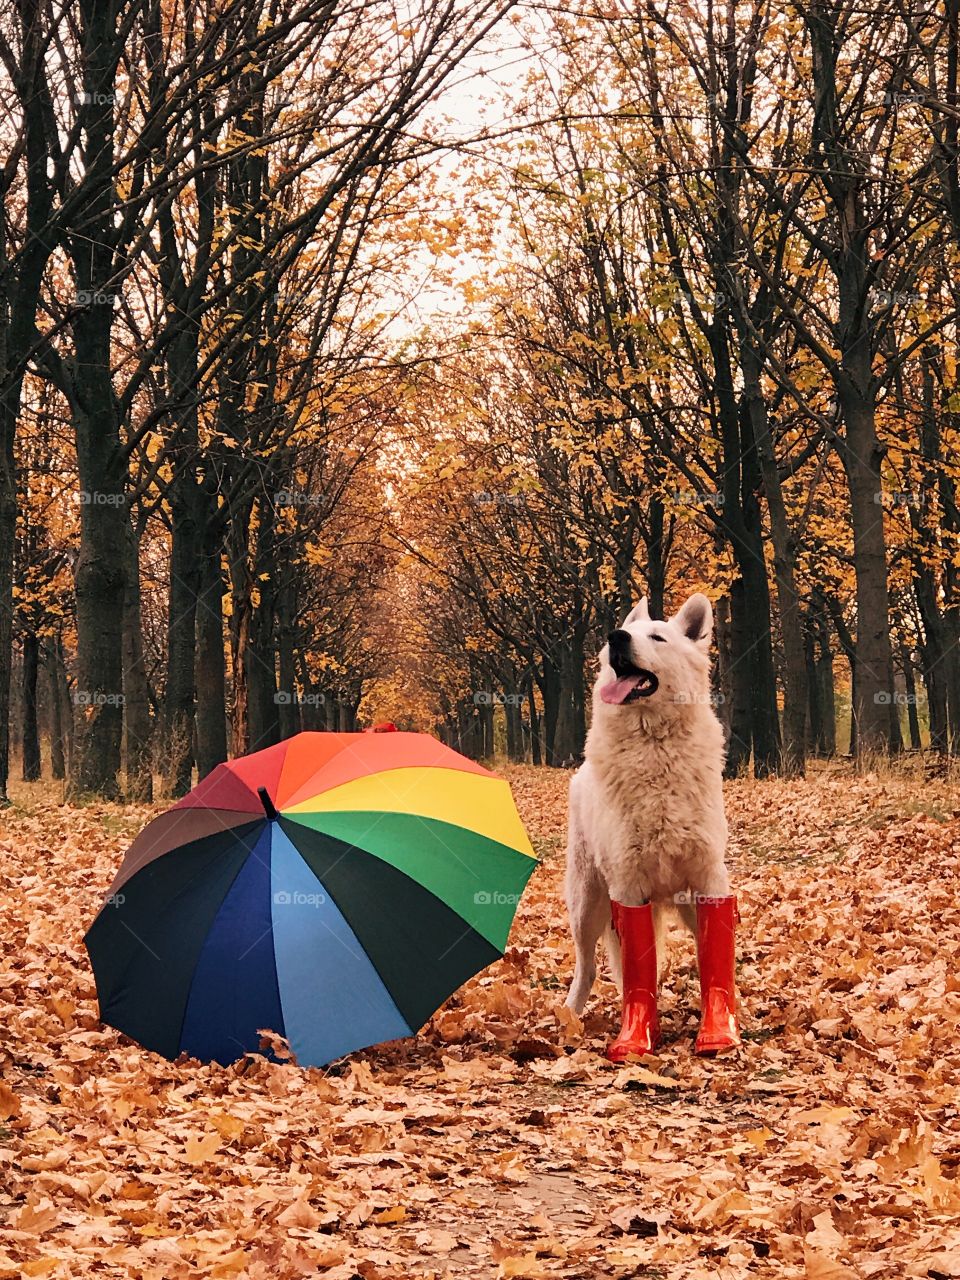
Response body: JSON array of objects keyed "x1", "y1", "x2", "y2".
[
  {"x1": 622, "y1": 597, "x2": 650, "y2": 626},
  {"x1": 673, "y1": 593, "x2": 713, "y2": 646}
]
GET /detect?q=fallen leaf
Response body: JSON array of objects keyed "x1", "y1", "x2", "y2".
[
  {"x1": 11, "y1": 1197, "x2": 60, "y2": 1234},
  {"x1": 373, "y1": 1205, "x2": 408, "y2": 1225},
  {"x1": 0, "y1": 1082, "x2": 20, "y2": 1121},
  {"x1": 182, "y1": 1130, "x2": 222, "y2": 1164}
]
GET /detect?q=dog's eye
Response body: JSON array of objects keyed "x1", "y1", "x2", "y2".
[{"x1": 650, "y1": 633, "x2": 667, "y2": 643}]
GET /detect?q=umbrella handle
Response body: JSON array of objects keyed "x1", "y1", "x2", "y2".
[{"x1": 258, "y1": 787, "x2": 279, "y2": 820}]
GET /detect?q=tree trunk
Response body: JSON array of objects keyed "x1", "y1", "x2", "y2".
[
  {"x1": 570, "y1": 636, "x2": 587, "y2": 757},
  {"x1": 227, "y1": 502, "x2": 253, "y2": 756},
  {"x1": 888, "y1": 654, "x2": 904, "y2": 754},
  {"x1": 805, "y1": 3, "x2": 893, "y2": 757},
  {"x1": 645, "y1": 494, "x2": 667, "y2": 618},
  {"x1": 296, "y1": 652, "x2": 325, "y2": 732},
  {"x1": 46, "y1": 645, "x2": 65, "y2": 780},
  {"x1": 714, "y1": 592, "x2": 734, "y2": 744},
  {"x1": 816, "y1": 613, "x2": 837, "y2": 757},
  {"x1": 123, "y1": 521, "x2": 153, "y2": 800},
  {"x1": 804, "y1": 620, "x2": 821, "y2": 755},
  {"x1": 914, "y1": 570, "x2": 949, "y2": 754},
  {"x1": 711, "y1": 318, "x2": 780, "y2": 777},
  {"x1": 839, "y1": 391, "x2": 894, "y2": 755},
  {"x1": 527, "y1": 676, "x2": 542, "y2": 766},
  {"x1": 69, "y1": 413, "x2": 127, "y2": 798},
  {"x1": 479, "y1": 699, "x2": 494, "y2": 758},
  {"x1": 503, "y1": 671, "x2": 523, "y2": 761},
  {"x1": 899, "y1": 636, "x2": 922, "y2": 750},
  {"x1": 540, "y1": 658, "x2": 561, "y2": 766},
  {"x1": 825, "y1": 596, "x2": 857, "y2": 756},
  {"x1": 947, "y1": 647, "x2": 960, "y2": 755},
  {"x1": 21, "y1": 630, "x2": 40, "y2": 781},
  {"x1": 276, "y1": 574, "x2": 299, "y2": 741},
  {"x1": 195, "y1": 514, "x2": 228, "y2": 778},
  {"x1": 722, "y1": 583, "x2": 752, "y2": 776},
  {"x1": 0, "y1": 445, "x2": 13, "y2": 801},
  {"x1": 66, "y1": 0, "x2": 127, "y2": 799},
  {"x1": 55, "y1": 634, "x2": 74, "y2": 776},
  {"x1": 741, "y1": 337, "x2": 806, "y2": 776},
  {"x1": 163, "y1": 473, "x2": 202, "y2": 796},
  {"x1": 247, "y1": 603, "x2": 280, "y2": 753},
  {"x1": 0, "y1": 0, "x2": 57, "y2": 804},
  {"x1": 738, "y1": 546, "x2": 782, "y2": 777},
  {"x1": 552, "y1": 634, "x2": 586, "y2": 763}
]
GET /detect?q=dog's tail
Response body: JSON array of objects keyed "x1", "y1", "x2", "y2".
[{"x1": 604, "y1": 902, "x2": 670, "y2": 995}]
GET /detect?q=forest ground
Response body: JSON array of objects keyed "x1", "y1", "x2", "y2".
[{"x1": 1, "y1": 761, "x2": 959, "y2": 1279}]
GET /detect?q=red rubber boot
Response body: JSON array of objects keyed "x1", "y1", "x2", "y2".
[
  {"x1": 607, "y1": 900, "x2": 660, "y2": 1062},
  {"x1": 695, "y1": 895, "x2": 741, "y2": 1054}
]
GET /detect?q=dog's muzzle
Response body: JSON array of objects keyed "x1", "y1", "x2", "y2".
[{"x1": 602, "y1": 631, "x2": 659, "y2": 704}]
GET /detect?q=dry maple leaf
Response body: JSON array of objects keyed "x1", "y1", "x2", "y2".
[
  {"x1": 209, "y1": 1110, "x2": 246, "y2": 1140},
  {"x1": 10, "y1": 1195, "x2": 60, "y2": 1234},
  {"x1": 182, "y1": 1130, "x2": 223, "y2": 1163},
  {"x1": 276, "y1": 1196, "x2": 326, "y2": 1229},
  {"x1": 372, "y1": 1205, "x2": 408, "y2": 1225}
]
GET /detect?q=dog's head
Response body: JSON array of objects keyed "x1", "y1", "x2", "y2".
[{"x1": 594, "y1": 593, "x2": 714, "y2": 714}]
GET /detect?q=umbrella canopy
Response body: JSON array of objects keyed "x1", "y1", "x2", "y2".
[{"x1": 85, "y1": 733, "x2": 536, "y2": 1068}]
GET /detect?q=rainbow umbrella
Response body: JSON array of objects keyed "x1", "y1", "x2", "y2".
[{"x1": 84, "y1": 733, "x2": 536, "y2": 1068}]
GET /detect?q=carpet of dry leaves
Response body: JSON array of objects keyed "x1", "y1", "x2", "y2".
[{"x1": 2, "y1": 761, "x2": 960, "y2": 1279}]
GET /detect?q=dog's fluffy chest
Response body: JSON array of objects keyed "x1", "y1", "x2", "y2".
[{"x1": 574, "y1": 713, "x2": 727, "y2": 899}]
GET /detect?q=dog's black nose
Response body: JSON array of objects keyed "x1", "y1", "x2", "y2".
[{"x1": 607, "y1": 629, "x2": 634, "y2": 675}]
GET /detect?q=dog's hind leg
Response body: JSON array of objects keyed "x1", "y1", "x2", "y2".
[
  {"x1": 651, "y1": 902, "x2": 671, "y2": 979},
  {"x1": 686, "y1": 867, "x2": 741, "y2": 1055},
  {"x1": 603, "y1": 919, "x2": 622, "y2": 997},
  {"x1": 564, "y1": 858, "x2": 608, "y2": 1015}
]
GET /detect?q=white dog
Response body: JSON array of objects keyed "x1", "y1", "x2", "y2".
[{"x1": 564, "y1": 594, "x2": 741, "y2": 1058}]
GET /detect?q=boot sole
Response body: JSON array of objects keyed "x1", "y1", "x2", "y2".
[
  {"x1": 694, "y1": 1035, "x2": 741, "y2": 1055},
  {"x1": 607, "y1": 1037, "x2": 661, "y2": 1062}
]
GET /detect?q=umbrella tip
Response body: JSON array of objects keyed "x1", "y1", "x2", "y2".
[{"x1": 257, "y1": 786, "x2": 279, "y2": 821}]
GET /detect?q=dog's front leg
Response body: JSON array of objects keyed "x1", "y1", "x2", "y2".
[
  {"x1": 605, "y1": 897, "x2": 660, "y2": 1061},
  {"x1": 563, "y1": 818, "x2": 609, "y2": 1014},
  {"x1": 690, "y1": 858, "x2": 740, "y2": 1055}
]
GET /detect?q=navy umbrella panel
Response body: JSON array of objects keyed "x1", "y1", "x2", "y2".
[
  {"x1": 84, "y1": 732, "x2": 537, "y2": 1067},
  {"x1": 177, "y1": 822, "x2": 415, "y2": 1066}
]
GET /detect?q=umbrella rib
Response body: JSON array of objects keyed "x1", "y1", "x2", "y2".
[
  {"x1": 435, "y1": 923, "x2": 488, "y2": 964},
  {"x1": 236, "y1": 924, "x2": 274, "y2": 965},
  {"x1": 116, "y1": 917, "x2": 163, "y2": 962}
]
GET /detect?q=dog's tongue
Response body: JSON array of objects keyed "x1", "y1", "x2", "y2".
[{"x1": 601, "y1": 675, "x2": 641, "y2": 705}]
